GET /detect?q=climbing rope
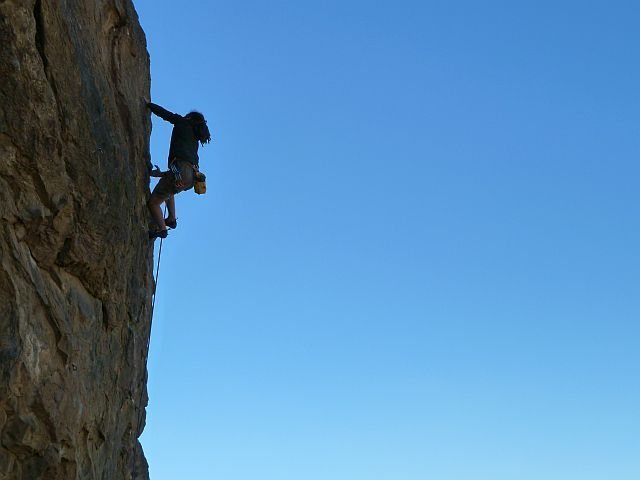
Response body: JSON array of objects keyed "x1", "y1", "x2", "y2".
[{"x1": 148, "y1": 205, "x2": 167, "y2": 349}]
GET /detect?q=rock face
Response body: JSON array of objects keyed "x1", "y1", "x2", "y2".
[{"x1": 0, "y1": 0, "x2": 153, "y2": 478}]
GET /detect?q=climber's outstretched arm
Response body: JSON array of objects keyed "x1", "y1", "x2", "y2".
[{"x1": 147, "y1": 102, "x2": 182, "y2": 124}]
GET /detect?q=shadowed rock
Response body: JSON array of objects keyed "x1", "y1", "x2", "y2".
[{"x1": 0, "y1": 1, "x2": 153, "y2": 478}]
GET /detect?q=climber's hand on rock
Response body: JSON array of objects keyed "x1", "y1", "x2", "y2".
[{"x1": 150, "y1": 165, "x2": 163, "y2": 177}]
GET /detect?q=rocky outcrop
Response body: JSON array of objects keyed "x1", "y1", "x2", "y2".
[{"x1": 0, "y1": 0, "x2": 153, "y2": 478}]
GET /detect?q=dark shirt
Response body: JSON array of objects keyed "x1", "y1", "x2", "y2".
[{"x1": 148, "y1": 103, "x2": 199, "y2": 166}]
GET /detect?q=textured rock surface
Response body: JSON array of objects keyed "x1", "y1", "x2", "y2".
[{"x1": 0, "y1": 0, "x2": 153, "y2": 478}]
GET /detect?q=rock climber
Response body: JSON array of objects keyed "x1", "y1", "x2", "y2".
[{"x1": 146, "y1": 101, "x2": 211, "y2": 239}]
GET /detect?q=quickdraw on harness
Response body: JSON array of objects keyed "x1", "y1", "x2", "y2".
[{"x1": 169, "y1": 161, "x2": 189, "y2": 191}]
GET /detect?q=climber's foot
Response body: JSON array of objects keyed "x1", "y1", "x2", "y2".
[
  {"x1": 149, "y1": 228, "x2": 168, "y2": 240},
  {"x1": 164, "y1": 217, "x2": 177, "y2": 229}
]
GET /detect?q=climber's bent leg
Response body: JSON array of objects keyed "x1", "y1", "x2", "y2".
[
  {"x1": 165, "y1": 194, "x2": 177, "y2": 228},
  {"x1": 149, "y1": 174, "x2": 175, "y2": 233},
  {"x1": 147, "y1": 195, "x2": 167, "y2": 230}
]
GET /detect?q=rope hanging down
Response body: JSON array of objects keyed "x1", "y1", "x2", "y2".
[{"x1": 148, "y1": 205, "x2": 166, "y2": 350}]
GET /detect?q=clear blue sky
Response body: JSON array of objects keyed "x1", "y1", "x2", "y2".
[{"x1": 134, "y1": 1, "x2": 639, "y2": 479}]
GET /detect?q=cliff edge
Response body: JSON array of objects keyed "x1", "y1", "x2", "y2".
[{"x1": 0, "y1": 1, "x2": 153, "y2": 479}]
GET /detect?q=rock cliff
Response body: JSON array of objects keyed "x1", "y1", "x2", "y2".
[{"x1": 0, "y1": 0, "x2": 153, "y2": 478}]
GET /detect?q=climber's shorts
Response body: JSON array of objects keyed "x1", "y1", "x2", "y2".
[{"x1": 150, "y1": 160, "x2": 195, "y2": 201}]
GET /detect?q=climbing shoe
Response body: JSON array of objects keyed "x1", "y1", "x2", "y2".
[
  {"x1": 164, "y1": 217, "x2": 177, "y2": 229},
  {"x1": 149, "y1": 228, "x2": 168, "y2": 240}
]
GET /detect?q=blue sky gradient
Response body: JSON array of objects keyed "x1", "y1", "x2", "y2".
[{"x1": 134, "y1": 1, "x2": 639, "y2": 478}]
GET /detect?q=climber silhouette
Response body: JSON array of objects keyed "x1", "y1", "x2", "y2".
[{"x1": 146, "y1": 101, "x2": 211, "y2": 239}]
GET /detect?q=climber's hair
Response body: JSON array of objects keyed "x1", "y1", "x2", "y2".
[{"x1": 186, "y1": 111, "x2": 211, "y2": 146}]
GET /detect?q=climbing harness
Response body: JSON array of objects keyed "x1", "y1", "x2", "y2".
[
  {"x1": 169, "y1": 157, "x2": 206, "y2": 194},
  {"x1": 169, "y1": 162, "x2": 187, "y2": 190}
]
